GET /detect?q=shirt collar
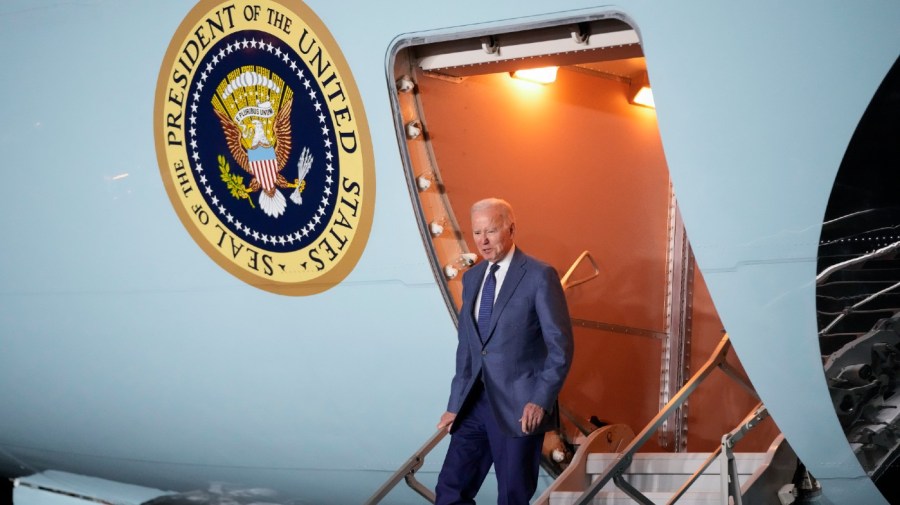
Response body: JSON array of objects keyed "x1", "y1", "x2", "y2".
[{"x1": 491, "y1": 244, "x2": 516, "y2": 271}]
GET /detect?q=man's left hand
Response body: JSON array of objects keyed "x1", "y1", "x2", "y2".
[{"x1": 520, "y1": 402, "x2": 545, "y2": 434}]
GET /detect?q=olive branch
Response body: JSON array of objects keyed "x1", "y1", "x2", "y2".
[{"x1": 218, "y1": 155, "x2": 255, "y2": 208}]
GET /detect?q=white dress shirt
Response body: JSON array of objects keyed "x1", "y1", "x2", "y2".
[{"x1": 474, "y1": 244, "x2": 516, "y2": 322}]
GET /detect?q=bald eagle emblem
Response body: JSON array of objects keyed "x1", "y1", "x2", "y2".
[{"x1": 212, "y1": 68, "x2": 312, "y2": 218}]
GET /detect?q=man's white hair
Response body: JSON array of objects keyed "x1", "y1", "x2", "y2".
[{"x1": 471, "y1": 198, "x2": 516, "y2": 227}]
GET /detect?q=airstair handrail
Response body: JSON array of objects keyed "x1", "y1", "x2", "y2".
[
  {"x1": 368, "y1": 334, "x2": 762, "y2": 505},
  {"x1": 571, "y1": 334, "x2": 759, "y2": 505},
  {"x1": 364, "y1": 428, "x2": 447, "y2": 505},
  {"x1": 561, "y1": 251, "x2": 600, "y2": 291}
]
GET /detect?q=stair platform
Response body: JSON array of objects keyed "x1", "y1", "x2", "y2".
[{"x1": 549, "y1": 452, "x2": 766, "y2": 505}]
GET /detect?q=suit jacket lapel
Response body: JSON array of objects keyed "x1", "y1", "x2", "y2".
[{"x1": 483, "y1": 249, "x2": 526, "y2": 345}]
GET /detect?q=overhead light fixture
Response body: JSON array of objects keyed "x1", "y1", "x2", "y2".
[
  {"x1": 632, "y1": 86, "x2": 654, "y2": 108},
  {"x1": 444, "y1": 264, "x2": 459, "y2": 280},
  {"x1": 629, "y1": 71, "x2": 655, "y2": 108},
  {"x1": 396, "y1": 75, "x2": 415, "y2": 93},
  {"x1": 405, "y1": 120, "x2": 422, "y2": 139},
  {"x1": 444, "y1": 252, "x2": 480, "y2": 279},
  {"x1": 459, "y1": 253, "x2": 478, "y2": 267},
  {"x1": 429, "y1": 220, "x2": 445, "y2": 237},
  {"x1": 511, "y1": 66, "x2": 558, "y2": 84},
  {"x1": 416, "y1": 174, "x2": 432, "y2": 192}
]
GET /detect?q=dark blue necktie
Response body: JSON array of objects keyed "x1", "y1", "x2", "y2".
[{"x1": 477, "y1": 263, "x2": 500, "y2": 337}]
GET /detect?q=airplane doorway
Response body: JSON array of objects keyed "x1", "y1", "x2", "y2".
[{"x1": 387, "y1": 13, "x2": 779, "y2": 465}]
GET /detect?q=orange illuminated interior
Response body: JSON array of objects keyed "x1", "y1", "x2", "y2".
[{"x1": 394, "y1": 33, "x2": 778, "y2": 453}]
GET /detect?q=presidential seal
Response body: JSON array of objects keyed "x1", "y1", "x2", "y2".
[{"x1": 154, "y1": 0, "x2": 374, "y2": 295}]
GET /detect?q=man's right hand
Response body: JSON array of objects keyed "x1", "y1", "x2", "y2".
[{"x1": 438, "y1": 411, "x2": 457, "y2": 432}]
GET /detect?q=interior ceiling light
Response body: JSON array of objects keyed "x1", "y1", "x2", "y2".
[
  {"x1": 632, "y1": 86, "x2": 654, "y2": 108},
  {"x1": 511, "y1": 66, "x2": 558, "y2": 84},
  {"x1": 629, "y1": 71, "x2": 655, "y2": 108}
]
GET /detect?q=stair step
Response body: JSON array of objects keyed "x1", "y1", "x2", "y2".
[
  {"x1": 587, "y1": 452, "x2": 765, "y2": 475},
  {"x1": 550, "y1": 490, "x2": 727, "y2": 505},
  {"x1": 552, "y1": 452, "x2": 767, "y2": 495},
  {"x1": 587, "y1": 452, "x2": 764, "y2": 477},
  {"x1": 587, "y1": 473, "x2": 728, "y2": 493}
]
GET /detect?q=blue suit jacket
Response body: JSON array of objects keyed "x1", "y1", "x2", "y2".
[{"x1": 447, "y1": 248, "x2": 574, "y2": 436}]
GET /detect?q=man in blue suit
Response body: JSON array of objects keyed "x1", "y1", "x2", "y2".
[{"x1": 435, "y1": 198, "x2": 574, "y2": 505}]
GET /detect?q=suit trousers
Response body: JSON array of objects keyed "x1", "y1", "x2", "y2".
[{"x1": 435, "y1": 382, "x2": 543, "y2": 505}]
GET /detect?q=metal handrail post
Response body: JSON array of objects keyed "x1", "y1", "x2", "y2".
[
  {"x1": 720, "y1": 404, "x2": 768, "y2": 505},
  {"x1": 613, "y1": 473, "x2": 655, "y2": 505},
  {"x1": 364, "y1": 429, "x2": 448, "y2": 505},
  {"x1": 405, "y1": 473, "x2": 437, "y2": 504},
  {"x1": 572, "y1": 335, "x2": 732, "y2": 505},
  {"x1": 721, "y1": 437, "x2": 742, "y2": 505}
]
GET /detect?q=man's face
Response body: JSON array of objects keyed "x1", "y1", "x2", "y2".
[{"x1": 471, "y1": 207, "x2": 515, "y2": 263}]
